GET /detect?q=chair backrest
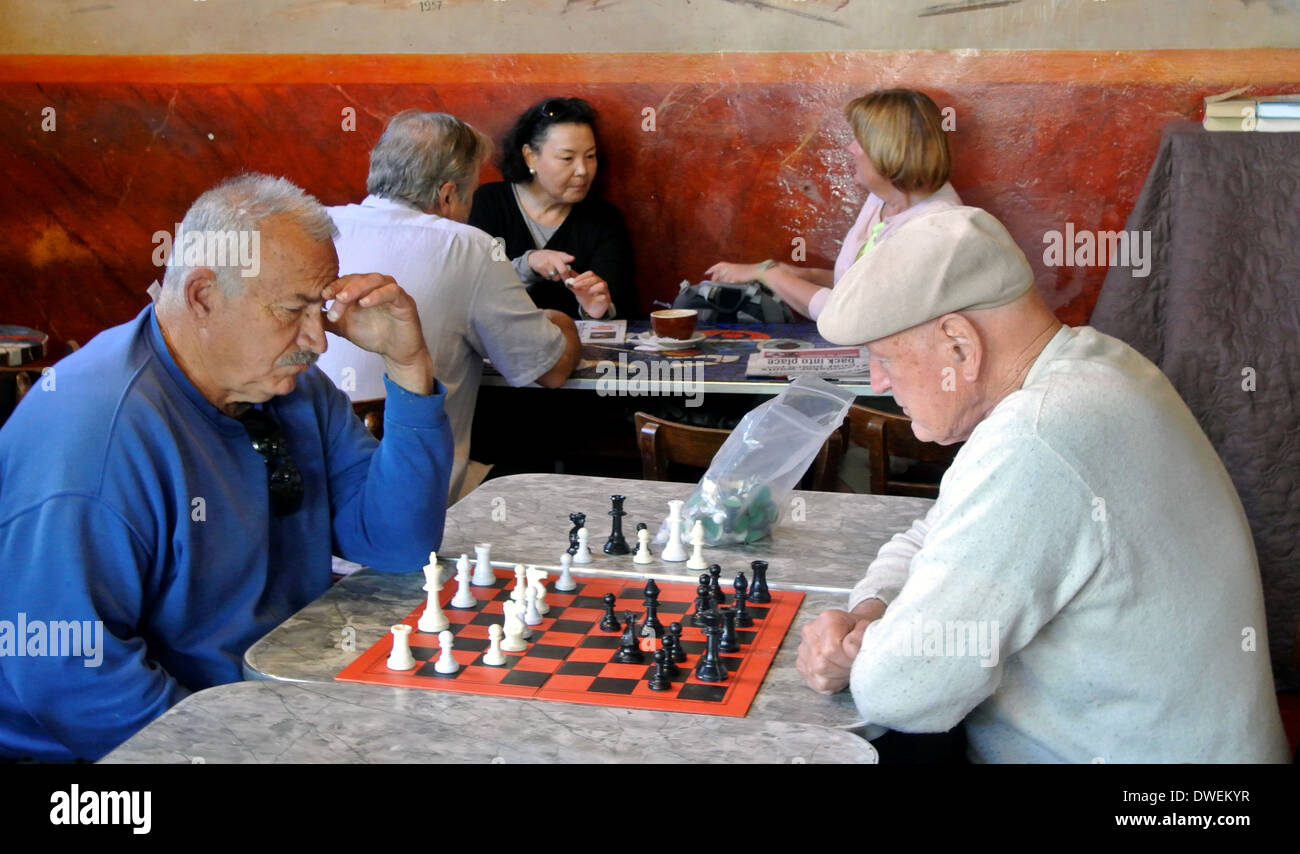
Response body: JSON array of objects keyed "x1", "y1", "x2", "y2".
[
  {"x1": 844, "y1": 404, "x2": 960, "y2": 498},
  {"x1": 633, "y1": 411, "x2": 842, "y2": 492},
  {"x1": 352, "y1": 399, "x2": 385, "y2": 439}
]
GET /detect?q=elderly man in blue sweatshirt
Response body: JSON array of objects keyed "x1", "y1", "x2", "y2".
[{"x1": 0, "y1": 174, "x2": 453, "y2": 761}]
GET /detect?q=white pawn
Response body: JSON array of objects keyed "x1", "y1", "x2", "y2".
[
  {"x1": 572, "y1": 527, "x2": 593, "y2": 564},
  {"x1": 434, "y1": 630, "x2": 460, "y2": 674},
  {"x1": 524, "y1": 585, "x2": 543, "y2": 626},
  {"x1": 500, "y1": 601, "x2": 528, "y2": 652},
  {"x1": 511, "y1": 564, "x2": 528, "y2": 605},
  {"x1": 633, "y1": 527, "x2": 653, "y2": 565},
  {"x1": 555, "y1": 553, "x2": 577, "y2": 592},
  {"x1": 660, "y1": 500, "x2": 688, "y2": 562},
  {"x1": 686, "y1": 519, "x2": 708, "y2": 570},
  {"x1": 418, "y1": 554, "x2": 450, "y2": 633},
  {"x1": 450, "y1": 554, "x2": 477, "y2": 609},
  {"x1": 472, "y1": 542, "x2": 495, "y2": 587},
  {"x1": 386, "y1": 624, "x2": 416, "y2": 671},
  {"x1": 483, "y1": 624, "x2": 507, "y2": 666},
  {"x1": 526, "y1": 567, "x2": 550, "y2": 615}
]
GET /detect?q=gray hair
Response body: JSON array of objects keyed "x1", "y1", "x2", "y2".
[
  {"x1": 366, "y1": 111, "x2": 493, "y2": 212},
  {"x1": 162, "y1": 173, "x2": 338, "y2": 297}
]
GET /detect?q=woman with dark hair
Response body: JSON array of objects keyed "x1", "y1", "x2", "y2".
[
  {"x1": 469, "y1": 97, "x2": 636, "y2": 319},
  {"x1": 706, "y1": 89, "x2": 960, "y2": 320}
]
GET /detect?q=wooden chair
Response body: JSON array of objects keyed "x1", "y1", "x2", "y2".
[
  {"x1": 842, "y1": 404, "x2": 960, "y2": 498},
  {"x1": 352, "y1": 399, "x2": 384, "y2": 439},
  {"x1": 633, "y1": 411, "x2": 843, "y2": 492}
]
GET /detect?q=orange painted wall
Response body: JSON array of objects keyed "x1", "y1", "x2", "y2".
[{"x1": 1, "y1": 51, "x2": 1296, "y2": 351}]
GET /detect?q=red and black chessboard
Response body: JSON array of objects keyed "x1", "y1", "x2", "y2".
[{"x1": 336, "y1": 567, "x2": 803, "y2": 717}]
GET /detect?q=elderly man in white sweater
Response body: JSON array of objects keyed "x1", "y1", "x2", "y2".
[{"x1": 800, "y1": 206, "x2": 1289, "y2": 764}]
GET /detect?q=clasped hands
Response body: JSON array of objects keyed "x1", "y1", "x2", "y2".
[{"x1": 795, "y1": 599, "x2": 885, "y2": 695}]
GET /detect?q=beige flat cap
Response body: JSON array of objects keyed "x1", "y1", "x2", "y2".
[{"x1": 818, "y1": 206, "x2": 1033, "y2": 345}]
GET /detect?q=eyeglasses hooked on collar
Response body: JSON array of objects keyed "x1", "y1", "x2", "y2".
[{"x1": 237, "y1": 407, "x2": 304, "y2": 516}]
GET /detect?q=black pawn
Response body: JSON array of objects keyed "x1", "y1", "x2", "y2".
[
  {"x1": 693, "y1": 611, "x2": 728, "y2": 683},
  {"x1": 733, "y1": 574, "x2": 754, "y2": 628},
  {"x1": 642, "y1": 578, "x2": 664, "y2": 638},
  {"x1": 708, "y1": 564, "x2": 727, "y2": 605},
  {"x1": 749, "y1": 560, "x2": 771, "y2": 603},
  {"x1": 567, "y1": 512, "x2": 586, "y2": 555},
  {"x1": 719, "y1": 607, "x2": 741, "y2": 654},
  {"x1": 603, "y1": 494, "x2": 631, "y2": 555},
  {"x1": 648, "y1": 649, "x2": 671, "y2": 691},
  {"x1": 660, "y1": 640, "x2": 681, "y2": 678},
  {"x1": 599, "y1": 592, "x2": 621, "y2": 633},
  {"x1": 668, "y1": 622, "x2": 687, "y2": 663},
  {"x1": 690, "y1": 582, "x2": 712, "y2": 627},
  {"x1": 614, "y1": 611, "x2": 645, "y2": 664}
]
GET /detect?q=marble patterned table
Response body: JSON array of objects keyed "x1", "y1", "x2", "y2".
[
  {"x1": 239, "y1": 474, "x2": 932, "y2": 750},
  {"x1": 101, "y1": 681, "x2": 879, "y2": 764}
]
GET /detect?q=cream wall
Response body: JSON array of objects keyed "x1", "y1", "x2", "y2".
[{"x1": 1, "y1": 0, "x2": 1298, "y2": 54}]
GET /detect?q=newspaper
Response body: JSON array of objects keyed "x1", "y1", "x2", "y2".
[
  {"x1": 576, "y1": 319, "x2": 627, "y2": 344},
  {"x1": 746, "y1": 345, "x2": 870, "y2": 379}
]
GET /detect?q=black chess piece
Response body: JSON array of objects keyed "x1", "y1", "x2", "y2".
[
  {"x1": 660, "y1": 639, "x2": 681, "y2": 678},
  {"x1": 603, "y1": 494, "x2": 631, "y2": 555},
  {"x1": 648, "y1": 649, "x2": 671, "y2": 691},
  {"x1": 599, "y1": 592, "x2": 621, "y2": 633},
  {"x1": 567, "y1": 512, "x2": 586, "y2": 555},
  {"x1": 668, "y1": 622, "x2": 687, "y2": 663},
  {"x1": 689, "y1": 582, "x2": 711, "y2": 628},
  {"x1": 733, "y1": 573, "x2": 753, "y2": 628},
  {"x1": 708, "y1": 564, "x2": 727, "y2": 605},
  {"x1": 693, "y1": 611, "x2": 728, "y2": 683},
  {"x1": 614, "y1": 611, "x2": 645, "y2": 664},
  {"x1": 642, "y1": 578, "x2": 664, "y2": 638},
  {"x1": 719, "y1": 606, "x2": 740, "y2": 653},
  {"x1": 749, "y1": 560, "x2": 771, "y2": 603}
]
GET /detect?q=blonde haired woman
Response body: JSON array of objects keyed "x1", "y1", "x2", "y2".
[{"x1": 706, "y1": 89, "x2": 960, "y2": 319}]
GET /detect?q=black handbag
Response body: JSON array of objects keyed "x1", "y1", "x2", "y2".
[{"x1": 670, "y1": 280, "x2": 796, "y2": 324}]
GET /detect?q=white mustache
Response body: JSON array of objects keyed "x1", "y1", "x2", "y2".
[{"x1": 278, "y1": 350, "x2": 319, "y2": 367}]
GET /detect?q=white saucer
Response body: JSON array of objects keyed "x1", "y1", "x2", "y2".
[{"x1": 634, "y1": 331, "x2": 708, "y2": 348}]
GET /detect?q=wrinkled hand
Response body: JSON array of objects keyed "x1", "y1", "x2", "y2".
[
  {"x1": 566, "y1": 270, "x2": 611, "y2": 319},
  {"x1": 529, "y1": 249, "x2": 577, "y2": 283},
  {"x1": 704, "y1": 261, "x2": 762, "y2": 284},
  {"x1": 796, "y1": 609, "x2": 871, "y2": 695},
  {"x1": 323, "y1": 273, "x2": 433, "y2": 395}
]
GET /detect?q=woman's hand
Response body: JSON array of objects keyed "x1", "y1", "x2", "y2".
[
  {"x1": 704, "y1": 261, "x2": 763, "y2": 283},
  {"x1": 528, "y1": 249, "x2": 577, "y2": 283},
  {"x1": 566, "y1": 270, "x2": 611, "y2": 319}
]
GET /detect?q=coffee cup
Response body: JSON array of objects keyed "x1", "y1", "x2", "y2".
[{"x1": 650, "y1": 309, "x2": 698, "y2": 341}]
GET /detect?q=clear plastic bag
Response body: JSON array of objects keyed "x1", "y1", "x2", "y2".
[{"x1": 656, "y1": 376, "x2": 856, "y2": 546}]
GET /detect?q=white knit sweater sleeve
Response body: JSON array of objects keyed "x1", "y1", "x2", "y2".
[
  {"x1": 846, "y1": 502, "x2": 942, "y2": 612},
  {"x1": 848, "y1": 428, "x2": 1107, "y2": 733}
]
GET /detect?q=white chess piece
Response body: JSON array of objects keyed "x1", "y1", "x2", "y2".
[
  {"x1": 686, "y1": 519, "x2": 708, "y2": 570},
  {"x1": 526, "y1": 567, "x2": 550, "y2": 615},
  {"x1": 555, "y1": 553, "x2": 577, "y2": 592},
  {"x1": 572, "y1": 527, "x2": 593, "y2": 564},
  {"x1": 483, "y1": 624, "x2": 508, "y2": 666},
  {"x1": 524, "y1": 585, "x2": 543, "y2": 626},
  {"x1": 418, "y1": 554, "x2": 450, "y2": 633},
  {"x1": 633, "y1": 527, "x2": 653, "y2": 565},
  {"x1": 501, "y1": 602, "x2": 528, "y2": 652},
  {"x1": 511, "y1": 564, "x2": 528, "y2": 605},
  {"x1": 660, "y1": 500, "x2": 688, "y2": 562},
  {"x1": 472, "y1": 542, "x2": 495, "y2": 587},
  {"x1": 386, "y1": 624, "x2": 416, "y2": 670},
  {"x1": 450, "y1": 555, "x2": 478, "y2": 609},
  {"x1": 433, "y1": 630, "x2": 460, "y2": 674}
]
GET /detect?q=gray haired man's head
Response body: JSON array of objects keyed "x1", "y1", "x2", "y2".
[
  {"x1": 162, "y1": 173, "x2": 337, "y2": 298},
  {"x1": 366, "y1": 111, "x2": 493, "y2": 212}
]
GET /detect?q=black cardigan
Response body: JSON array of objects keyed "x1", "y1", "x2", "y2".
[{"x1": 468, "y1": 181, "x2": 638, "y2": 318}]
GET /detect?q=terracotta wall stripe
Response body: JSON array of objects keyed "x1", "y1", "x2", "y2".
[{"x1": 0, "y1": 50, "x2": 1296, "y2": 85}]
